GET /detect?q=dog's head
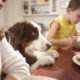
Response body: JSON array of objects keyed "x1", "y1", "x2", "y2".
[{"x1": 8, "y1": 21, "x2": 51, "y2": 53}]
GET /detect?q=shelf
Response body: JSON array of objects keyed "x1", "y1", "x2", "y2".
[
  {"x1": 31, "y1": 2, "x2": 49, "y2": 5},
  {"x1": 20, "y1": 12, "x2": 60, "y2": 17},
  {"x1": 21, "y1": 0, "x2": 59, "y2": 17}
]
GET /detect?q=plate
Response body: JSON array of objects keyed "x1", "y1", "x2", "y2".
[
  {"x1": 22, "y1": 75, "x2": 57, "y2": 80},
  {"x1": 72, "y1": 54, "x2": 80, "y2": 66}
]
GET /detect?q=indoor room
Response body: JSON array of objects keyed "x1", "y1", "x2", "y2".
[{"x1": 0, "y1": 0, "x2": 80, "y2": 80}]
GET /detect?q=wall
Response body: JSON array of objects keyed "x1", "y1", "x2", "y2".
[
  {"x1": 0, "y1": 0, "x2": 23, "y2": 30},
  {"x1": 0, "y1": 8, "x2": 4, "y2": 28},
  {"x1": 23, "y1": 15, "x2": 58, "y2": 30}
]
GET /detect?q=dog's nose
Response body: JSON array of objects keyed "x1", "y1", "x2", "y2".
[{"x1": 46, "y1": 43, "x2": 51, "y2": 49}]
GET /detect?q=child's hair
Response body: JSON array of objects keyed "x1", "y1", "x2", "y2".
[
  {"x1": 67, "y1": 0, "x2": 80, "y2": 11},
  {"x1": 0, "y1": 28, "x2": 4, "y2": 40}
]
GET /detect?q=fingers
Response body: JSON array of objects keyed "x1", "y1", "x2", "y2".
[
  {"x1": 68, "y1": 36, "x2": 77, "y2": 47},
  {"x1": 70, "y1": 36, "x2": 77, "y2": 41}
]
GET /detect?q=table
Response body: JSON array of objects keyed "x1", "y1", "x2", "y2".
[{"x1": 31, "y1": 49, "x2": 80, "y2": 80}]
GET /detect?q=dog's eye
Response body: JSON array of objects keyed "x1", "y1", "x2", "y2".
[
  {"x1": 32, "y1": 32, "x2": 35, "y2": 36},
  {"x1": 31, "y1": 31, "x2": 38, "y2": 39}
]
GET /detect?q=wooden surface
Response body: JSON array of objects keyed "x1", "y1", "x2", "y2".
[{"x1": 31, "y1": 49, "x2": 80, "y2": 80}]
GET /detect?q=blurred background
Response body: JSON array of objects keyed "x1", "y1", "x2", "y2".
[{"x1": 0, "y1": 0, "x2": 80, "y2": 36}]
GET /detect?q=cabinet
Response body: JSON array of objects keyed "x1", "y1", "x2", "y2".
[{"x1": 21, "y1": 0, "x2": 59, "y2": 16}]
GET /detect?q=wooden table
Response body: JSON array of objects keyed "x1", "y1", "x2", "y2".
[{"x1": 31, "y1": 49, "x2": 80, "y2": 80}]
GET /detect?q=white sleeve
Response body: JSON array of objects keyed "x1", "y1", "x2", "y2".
[{"x1": 0, "y1": 38, "x2": 30, "y2": 79}]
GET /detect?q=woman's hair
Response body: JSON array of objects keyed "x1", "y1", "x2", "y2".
[
  {"x1": 67, "y1": 0, "x2": 80, "y2": 11},
  {"x1": 0, "y1": 28, "x2": 4, "y2": 40}
]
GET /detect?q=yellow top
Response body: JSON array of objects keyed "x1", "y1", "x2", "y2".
[{"x1": 49, "y1": 14, "x2": 76, "y2": 50}]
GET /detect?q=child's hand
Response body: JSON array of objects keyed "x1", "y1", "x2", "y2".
[
  {"x1": 69, "y1": 36, "x2": 78, "y2": 47},
  {"x1": 62, "y1": 36, "x2": 78, "y2": 50}
]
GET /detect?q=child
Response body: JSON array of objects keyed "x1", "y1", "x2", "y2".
[
  {"x1": 0, "y1": 0, "x2": 30, "y2": 80},
  {"x1": 47, "y1": 0, "x2": 80, "y2": 50}
]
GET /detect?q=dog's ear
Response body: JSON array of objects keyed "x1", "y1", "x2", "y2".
[
  {"x1": 8, "y1": 22, "x2": 29, "y2": 50},
  {"x1": 8, "y1": 22, "x2": 20, "y2": 37},
  {"x1": 8, "y1": 22, "x2": 28, "y2": 39}
]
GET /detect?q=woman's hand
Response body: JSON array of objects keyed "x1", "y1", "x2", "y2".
[{"x1": 4, "y1": 75, "x2": 17, "y2": 80}]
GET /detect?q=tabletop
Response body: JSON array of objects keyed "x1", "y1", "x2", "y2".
[{"x1": 31, "y1": 49, "x2": 80, "y2": 80}]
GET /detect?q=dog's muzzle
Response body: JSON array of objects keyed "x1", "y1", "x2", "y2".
[{"x1": 46, "y1": 43, "x2": 51, "y2": 49}]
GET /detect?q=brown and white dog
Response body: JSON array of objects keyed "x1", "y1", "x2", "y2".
[{"x1": 8, "y1": 21, "x2": 59, "y2": 72}]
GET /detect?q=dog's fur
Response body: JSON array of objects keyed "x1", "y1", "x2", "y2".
[{"x1": 8, "y1": 21, "x2": 59, "y2": 72}]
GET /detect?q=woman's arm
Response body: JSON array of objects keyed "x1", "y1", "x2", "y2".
[
  {"x1": 4, "y1": 75, "x2": 17, "y2": 80},
  {"x1": 0, "y1": 37, "x2": 30, "y2": 80}
]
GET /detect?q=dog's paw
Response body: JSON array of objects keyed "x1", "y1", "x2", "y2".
[
  {"x1": 38, "y1": 55, "x2": 55, "y2": 66},
  {"x1": 30, "y1": 55, "x2": 55, "y2": 72},
  {"x1": 47, "y1": 50, "x2": 59, "y2": 59}
]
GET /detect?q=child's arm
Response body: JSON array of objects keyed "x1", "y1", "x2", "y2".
[{"x1": 47, "y1": 21, "x2": 77, "y2": 47}]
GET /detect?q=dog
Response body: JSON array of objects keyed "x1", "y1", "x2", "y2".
[{"x1": 8, "y1": 21, "x2": 59, "y2": 72}]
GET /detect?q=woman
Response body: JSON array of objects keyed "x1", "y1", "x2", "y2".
[{"x1": 0, "y1": 0, "x2": 30, "y2": 80}]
